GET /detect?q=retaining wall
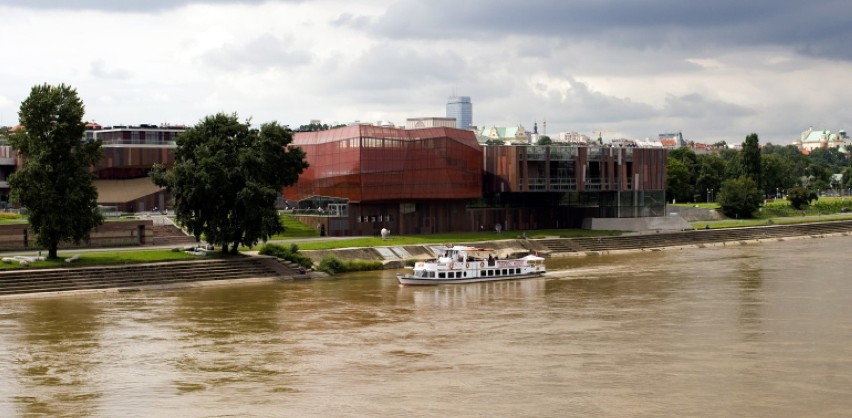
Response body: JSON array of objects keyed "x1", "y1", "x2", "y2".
[{"x1": 0, "y1": 220, "x2": 154, "y2": 250}]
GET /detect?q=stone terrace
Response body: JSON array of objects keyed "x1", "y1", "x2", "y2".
[{"x1": 0, "y1": 256, "x2": 309, "y2": 298}]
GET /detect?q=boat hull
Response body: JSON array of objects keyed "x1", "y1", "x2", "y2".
[{"x1": 397, "y1": 271, "x2": 545, "y2": 286}]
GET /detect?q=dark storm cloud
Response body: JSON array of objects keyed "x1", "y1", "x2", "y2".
[
  {"x1": 544, "y1": 77, "x2": 657, "y2": 124},
  {"x1": 1, "y1": 0, "x2": 292, "y2": 12},
  {"x1": 369, "y1": 0, "x2": 852, "y2": 60}
]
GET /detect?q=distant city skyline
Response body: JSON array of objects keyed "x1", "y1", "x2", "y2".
[{"x1": 1, "y1": 1, "x2": 851, "y2": 145}]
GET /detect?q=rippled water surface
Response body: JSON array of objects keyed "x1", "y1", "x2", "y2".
[{"x1": 2, "y1": 236, "x2": 852, "y2": 417}]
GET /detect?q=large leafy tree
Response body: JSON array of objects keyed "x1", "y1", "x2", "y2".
[
  {"x1": 151, "y1": 113, "x2": 308, "y2": 254},
  {"x1": 8, "y1": 83, "x2": 103, "y2": 259},
  {"x1": 718, "y1": 176, "x2": 762, "y2": 219}
]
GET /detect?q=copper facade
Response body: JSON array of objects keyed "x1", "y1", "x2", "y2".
[{"x1": 285, "y1": 125, "x2": 483, "y2": 203}]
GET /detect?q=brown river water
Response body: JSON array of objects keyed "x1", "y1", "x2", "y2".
[{"x1": 2, "y1": 236, "x2": 852, "y2": 417}]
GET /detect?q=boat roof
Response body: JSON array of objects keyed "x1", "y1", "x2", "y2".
[{"x1": 432, "y1": 245, "x2": 495, "y2": 253}]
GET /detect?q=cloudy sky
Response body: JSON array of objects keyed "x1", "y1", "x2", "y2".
[{"x1": 1, "y1": 0, "x2": 850, "y2": 144}]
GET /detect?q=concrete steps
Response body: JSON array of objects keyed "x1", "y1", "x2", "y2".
[
  {"x1": 0, "y1": 257, "x2": 294, "y2": 297},
  {"x1": 151, "y1": 224, "x2": 196, "y2": 246},
  {"x1": 538, "y1": 220, "x2": 852, "y2": 254}
]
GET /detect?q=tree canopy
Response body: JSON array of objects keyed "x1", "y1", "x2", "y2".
[
  {"x1": 151, "y1": 113, "x2": 308, "y2": 254},
  {"x1": 740, "y1": 133, "x2": 762, "y2": 188},
  {"x1": 718, "y1": 177, "x2": 762, "y2": 219},
  {"x1": 786, "y1": 187, "x2": 818, "y2": 210},
  {"x1": 536, "y1": 135, "x2": 552, "y2": 145},
  {"x1": 8, "y1": 83, "x2": 103, "y2": 259}
]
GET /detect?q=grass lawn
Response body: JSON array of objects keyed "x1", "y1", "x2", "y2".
[
  {"x1": 271, "y1": 214, "x2": 321, "y2": 239},
  {"x1": 287, "y1": 229, "x2": 623, "y2": 251},
  {"x1": 0, "y1": 248, "x2": 225, "y2": 270}
]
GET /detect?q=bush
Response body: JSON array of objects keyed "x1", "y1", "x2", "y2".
[
  {"x1": 259, "y1": 243, "x2": 313, "y2": 268},
  {"x1": 718, "y1": 177, "x2": 762, "y2": 219},
  {"x1": 317, "y1": 254, "x2": 383, "y2": 275},
  {"x1": 786, "y1": 187, "x2": 818, "y2": 210}
]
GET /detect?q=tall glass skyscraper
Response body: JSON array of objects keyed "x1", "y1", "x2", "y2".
[{"x1": 446, "y1": 96, "x2": 473, "y2": 130}]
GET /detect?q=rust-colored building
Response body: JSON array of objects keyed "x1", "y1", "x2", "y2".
[
  {"x1": 284, "y1": 124, "x2": 483, "y2": 236},
  {"x1": 285, "y1": 125, "x2": 668, "y2": 236}
]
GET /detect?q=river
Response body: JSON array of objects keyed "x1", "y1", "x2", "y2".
[{"x1": 1, "y1": 236, "x2": 852, "y2": 417}]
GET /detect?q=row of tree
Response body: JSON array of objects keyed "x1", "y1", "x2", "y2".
[
  {"x1": 8, "y1": 83, "x2": 308, "y2": 258},
  {"x1": 667, "y1": 132, "x2": 852, "y2": 217}
]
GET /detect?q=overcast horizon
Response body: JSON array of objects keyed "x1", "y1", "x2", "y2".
[{"x1": 2, "y1": 0, "x2": 851, "y2": 145}]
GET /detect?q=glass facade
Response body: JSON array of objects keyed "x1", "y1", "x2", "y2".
[
  {"x1": 287, "y1": 129, "x2": 669, "y2": 235},
  {"x1": 446, "y1": 96, "x2": 473, "y2": 130}
]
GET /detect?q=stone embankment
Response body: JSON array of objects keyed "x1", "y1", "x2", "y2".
[
  {"x1": 0, "y1": 256, "x2": 316, "y2": 299},
  {"x1": 536, "y1": 220, "x2": 852, "y2": 256},
  {"x1": 4, "y1": 220, "x2": 852, "y2": 298},
  {"x1": 301, "y1": 220, "x2": 852, "y2": 265}
]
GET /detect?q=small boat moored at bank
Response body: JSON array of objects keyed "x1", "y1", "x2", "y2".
[{"x1": 397, "y1": 245, "x2": 546, "y2": 286}]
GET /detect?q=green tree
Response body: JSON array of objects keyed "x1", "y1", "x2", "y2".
[
  {"x1": 667, "y1": 147, "x2": 698, "y2": 201},
  {"x1": 717, "y1": 176, "x2": 762, "y2": 219},
  {"x1": 786, "y1": 187, "x2": 818, "y2": 210},
  {"x1": 8, "y1": 83, "x2": 103, "y2": 259},
  {"x1": 666, "y1": 158, "x2": 693, "y2": 203},
  {"x1": 761, "y1": 153, "x2": 796, "y2": 197},
  {"x1": 740, "y1": 133, "x2": 762, "y2": 188},
  {"x1": 151, "y1": 113, "x2": 309, "y2": 254},
  {"x1": 695, "y1": 154, "x2": 726, "y2": 202},
  {"x1": 841, "y1": 166, "x2": 852, "y2": 191},
  {"x1": 536, "y1": 135, "x2": 552, "y2": 145}
]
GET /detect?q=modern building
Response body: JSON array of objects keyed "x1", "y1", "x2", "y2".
[
  {"x1": 284, "y1": 124, "x2": 668, "y2": 236},
  {"x1": 0, "y1": 135, "x2": 15, "y2": 208},
  {"x1": 446, "y1": 96, "x2": 473, "y2": 130},
  {"x1": 87, "y1": 123, "x2": 185, "y2": 212},
  {"x1": 284, "y1": 124, "x2": 482, "y2": 236}
]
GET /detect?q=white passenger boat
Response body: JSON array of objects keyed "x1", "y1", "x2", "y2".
[{"x1": 397, "y1": 245, "x2": 546, "y2": 286}]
